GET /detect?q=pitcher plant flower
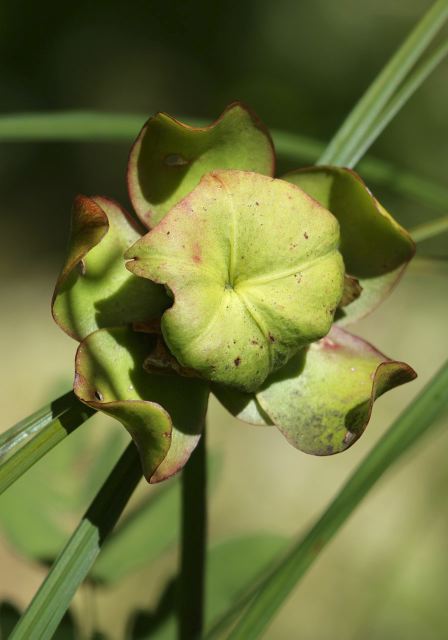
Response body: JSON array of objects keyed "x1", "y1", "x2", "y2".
[{"x1": 52, "y1": 102, "x2": 416, "y2": 483}]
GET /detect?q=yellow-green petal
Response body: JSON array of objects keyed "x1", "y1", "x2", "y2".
[
  {"x1": 52, "y1": 195, "x2": 169, "y2": 341},
  {"x1": 127, "y1": 102, "x2": 275, "y2": 228},
  {"x1": 283, "y1": 166, "x2": 415, "y2": 323},
  {"x1": 126, "y1": 170, "x2": 344, "y2": 392},
  {"x1": 256, "y1": 327, "x2": 416, "y2": 455},
  {"x1": 74, "y1": 327, "x2": 209, "y2": 482}
]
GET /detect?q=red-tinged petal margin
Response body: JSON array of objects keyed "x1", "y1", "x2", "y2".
[
  {"x1": 52, "y1": 195, "x2": 169, "y2": 341},
  {"x1": 127, "y1": 101, "x2": 276, "y2": 229},
  {"x1": 74, "y1": 327, "x2": 209, "y2": 483},
  {"x1": 215, "y1": 327, "x2": 416, "y2": 455},
  {"x1": 283, "y1": 166, "x2": 415, "y2": 324},
  {"x1": 256, "y1": 327, "x2": 416, "y2": 455}
]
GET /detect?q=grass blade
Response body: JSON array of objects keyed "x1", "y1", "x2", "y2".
[
  {"x1": 318, "y1": 0, "x2": 448, "y2": 166},
  {"x1": 0, "y1": 110, "x2": 447, "y2": 216},
  {"x1": 348, "y1": 38, "x2": 448, "y2": 168},
  {"x1": 0, "y1": 112, "x2": 143, "y2": 141},
  {"x1": 0, "y1": 391, "x2": 73, "y2": 456},
  {"x1": 225, "y1": 360, "x2": 448, "y2": 640},
  {"x1": 0, "y1": 396, "x2": 95, "y2": 496},
  {"x1": 9, "y1": 442, "x2": 141, "y2": 640},
  {"x1": 410, "y1": 214, "x2": 448, "y2": 242}
]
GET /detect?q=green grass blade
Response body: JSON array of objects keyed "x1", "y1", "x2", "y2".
[
  {"x1": 318, "y1": 0, "x2": 448, "y2": 166},
  {"x1": 357, "y1": 155, "x2": 448, "y2": 212},
  {"x1": 9, "y1": 443, "x2": 141, "y2": 640},
  {"x1": 348, "y1": 38, "x2": 448, "y2": 168},
  {"x1": 410, "y1": 214, "x2": 448, "y2": 242},
  {"x1": 0, "y1": 112, "x2": 143, "y2": 141},
  {"x1": 91, "y1": 450, "x2": 221, "y2": 585},
  {"x1": 0, "y1": 397, "x2": 95, "y2": 496},
  {"x1": 225, "y1": 360, "x2": 448, "y2": 640},
  {"x1": 1, "y1": 110, "x2": 446, "y2": 216},
  {"x1": 0, "y1": 391, "x2": 73, "y2": 456}
]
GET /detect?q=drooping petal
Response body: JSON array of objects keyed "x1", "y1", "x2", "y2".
[
  {"x1": 52, "y1": 195, "x2": 169, "y2": 341},
  {"x1": 126, "y1": 170, "x2": 344, "y2": 393},
  {"x1": 283, "y1": 167, "x2": 415, "y2": 323},
  {"x1": 253, "y1": 326, "x2": 416, "y2": 455},
  {"x1": 127, "y1": 102, "x2": 275, "y2": 228},
  {"x1": 74, "y1": 327, "x2": 209, "y2": 482},
  {"x1": 212, "y1": 385, "x2": 273, "y2": 426}
]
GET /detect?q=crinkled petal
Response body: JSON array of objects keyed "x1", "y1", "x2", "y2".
[
  {"x1": 74, "y1": 327, "x2": 209, "y2": 482},
  {"x1": 218, "y1": 327, "x2": 416, "y2": 454},
  {"x1": 283, "y1": 167, "x2": 415, "y2": 323},
  {"x1": 52, "y1": 195, "x2": 169, "y2": 341},
  {"x1": 127, "y1": 102, "x2": 275, "y2": 228}
]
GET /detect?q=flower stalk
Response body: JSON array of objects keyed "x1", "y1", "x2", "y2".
[{"x1": 178, "y1": 428, "x2": 207, "y2": 640}]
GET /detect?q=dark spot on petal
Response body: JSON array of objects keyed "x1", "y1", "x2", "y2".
[
  {"x1": 268, "y1": 333, "x2": 276, "y2": 343},
  {"x1": 234, "y1": 357, "x2": 241, "y2": 367},
  {"x1": 164, "y1": 153, "x2": 189, "y2": 167},
  {"x1": 304, "y1": 232, "x2": 309, "y2": 239}
]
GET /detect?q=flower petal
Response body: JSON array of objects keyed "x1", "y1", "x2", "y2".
[
  {"x1": 74, "y1": 327, "x2": 209, "y2": 482},
  {"x1": 52, "y1": 195, "x2": 169, "y2": 341},
  {"x1": 126, "y1": 170, "x2": 344, "y2": 393},
  {"x1": 212, "y1": 385, "x2": 273, "y2": 426},
  {"x1": 255, "y1": 326, "x2": 416, "y2": 455},
  {"x1": 127, "y1": 102, "x2": 275, "y2": 228},
  {"x1": 283, "y1": 167, "x2": 415, "y2": 323}
]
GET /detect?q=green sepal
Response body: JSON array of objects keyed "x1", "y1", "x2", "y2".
[
  {"x1": 126, "y1": 170, "x2": 344, "y2": 393},
  {"x1": 127, "y1": 102, "x2": 275, "y2": 228},
  {"x1": 283, "y1": 167, "x2": 415, "y2": 323},
  {"x1": 74, "y1": 327, "x2": 209, "y2": 482},
  {"x1": 254, "y1": 327, "x2": 416, "y2": 455},
  {"x1": 52, "y1": 195, "x2": 169, "y2": 341}
]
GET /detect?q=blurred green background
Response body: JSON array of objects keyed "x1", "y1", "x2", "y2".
[{"x1": 0, "y1": 0, "x2": 447, "y2": 638}]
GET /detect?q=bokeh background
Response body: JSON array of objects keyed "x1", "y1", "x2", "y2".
[{"x1": 1, "y1": 0, "x2": 447, "y2": 638}]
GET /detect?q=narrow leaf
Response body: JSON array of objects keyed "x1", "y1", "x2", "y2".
[
  {"x1": 410, "y1": 214, "x2": 448, "y2": 243},
  {"x1": 0, "y1": 427, "x2": 126, "y2": 562},
  {"x1": 0, "y1": 110, "x2": 446, "y2": 216},
  {"x1": 318, "y1": 0, "x2": 448, "y2": 166},
  {"x1": 0, "y1": 391, "x2": 73, "y2": 458},
  {"x1": 90, "y1": 451, "x2": 221, "y2": 584},
  {"x1": 9, "y1": 443, "x2": 141, "y2": 640},
  {"x1": 227, "y1": 359, "x2": 448, "y2": 640},
  {"x1": 0, "y1": 397, "x2": 94, "y2": 497},
  {"x1": 347, "y1": 38, "x2": 448, "y2": 167}
]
